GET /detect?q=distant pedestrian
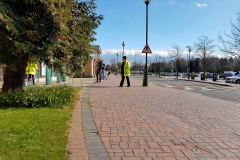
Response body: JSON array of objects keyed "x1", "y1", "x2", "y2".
[
  {"x1": 95, "y1": 59, "x2": 102, "y2": 83},
  {"x1": 119, "y1": 56, "x2": 130, "y2": 87},
  {"x1": 105, "y1": 65, "x2": 109, "y2": 80},
  {"x1": 235, "y1": 71, "x2": 239, "y2": 76},
  {"x1": 101, "y1": 61, "x2": 106, "y2": 81},
  {"x1": 26, "y1": 61, "x2": 38, "y2": 85}
]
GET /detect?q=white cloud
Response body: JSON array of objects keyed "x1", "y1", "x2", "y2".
[
  {"x1": 196, "y1": 3, "x2": 208, "y2": 7},
  {"x1": 102, "y1": 49, "x2": 169, "y2": 57},
  {"x1": 169, "y1": 1, "x2": 185, "y2": 7}
]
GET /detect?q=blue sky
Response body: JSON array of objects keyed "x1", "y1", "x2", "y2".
[{"x1": 92, "y1": 0, "x2": 240, "y2": 65}]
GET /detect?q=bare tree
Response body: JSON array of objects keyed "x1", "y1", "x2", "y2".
[
  {"x1": 194, "y1": 36, "x2": 215, "y2": 75},
  {"x1": 168, "y1": 44, "x2": 184, "y2": 78},
  {"x1": 218, "y1": 12, "x2": 240, "y2": 65},
  {"x1": 110, "y1": 58, "x2": 116, "y2": 71}
]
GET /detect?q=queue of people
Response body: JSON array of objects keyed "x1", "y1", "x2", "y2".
[
  {"x1": 95, "y1": 56, "x2": 131, "y2": 87},
  {"x1": 95, "y1": 59, "x2": 110, "y2": 83}
]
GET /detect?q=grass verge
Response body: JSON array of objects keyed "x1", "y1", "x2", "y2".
[{"x1": 0, "y1": 87, "x2": 82, "y2": 160}]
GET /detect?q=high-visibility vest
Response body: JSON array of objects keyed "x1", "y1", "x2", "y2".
[
  {"x1": 120, "y1": 60, "x2": 130, "y2": 76},
  {"x1": 26, "y1": 62, "x2": 38, "y2": 75}
]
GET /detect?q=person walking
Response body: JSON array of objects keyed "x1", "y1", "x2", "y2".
[
  {"x1": 95, "y1": 59, "x2": 102, "y2": 83},
  {"x1": 101, "y1": 61, "x2": 106, "y2": 81},
  {"x1": 119, "y1": 56, "x2": 130, "y2": 87},
  {"x1": 26, "y1": 61, "x2": 38, "y2": 85},
  {"x1": 105, "y1": 65, "x2": 109, "y2": 80}
]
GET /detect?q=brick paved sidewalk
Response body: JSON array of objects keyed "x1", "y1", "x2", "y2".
[{"x1": 89, "y1": 75, "x2": 240, "y2": 160}]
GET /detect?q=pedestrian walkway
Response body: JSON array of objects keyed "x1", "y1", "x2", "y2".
[{"x1": 69, "y1": 75, "x2": 240, "y2": 160}]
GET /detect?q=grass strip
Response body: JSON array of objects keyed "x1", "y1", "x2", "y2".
[{"x1": 0, "y1": 87, "x2": 81, "y2": 160}]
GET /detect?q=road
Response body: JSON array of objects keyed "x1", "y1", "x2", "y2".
[{"x1": 131, "y1": 75, "x2": 240, "y2": 104}]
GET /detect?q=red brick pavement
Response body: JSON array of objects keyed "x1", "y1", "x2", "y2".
[
  {"x1": 67, "y1": 86, "x2": 90, "y2": 160},
  {"x1": 89, "y1": 76, "x2": 240, "y2": 160}
]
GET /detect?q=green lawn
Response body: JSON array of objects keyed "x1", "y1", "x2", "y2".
[{"x1": 0, "y1": 87, "x2": 81, "y2": 160}]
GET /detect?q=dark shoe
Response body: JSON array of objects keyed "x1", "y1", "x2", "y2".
[
  {"x1": 119, "y1": 85, "x2": 122, "y2": 87},
  {"x1": 95, "y1": 81, "x2": 98, "y2": 83},
  {"x1": 127, "y1": 85, "x2": 130, "y2": 87},
  {"x1": 99, "y1": 81, "x2": 101, "y2": 83}
]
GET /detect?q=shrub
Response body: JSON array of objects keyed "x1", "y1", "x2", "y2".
[{"x1": 0, "y1": 85, "x2": 76, "y2": 108}]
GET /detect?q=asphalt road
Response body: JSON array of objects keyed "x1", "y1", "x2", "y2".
[{"x1": 131, "y1": 75, "x2": 240, "y2": 104}]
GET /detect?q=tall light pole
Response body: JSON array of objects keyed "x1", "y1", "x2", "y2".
[
  {"x1": 159, "y1": 56, "x2": 161, "y2": 77},
  {"x1": 135, "y1": 54, "x2": 137, "y2": 75},
  {"x1": 116, "y1": 52, "x2": 119, "y2": 76},
  {"x1": 143, "y1": 0, "x2": 151, "y2": 86},
  {"x1": 122, "y1": 41, "x2": 125, "y2": 59},
  {"x1": 186, "y1": 46, "x2": 191, "y2": 79}
]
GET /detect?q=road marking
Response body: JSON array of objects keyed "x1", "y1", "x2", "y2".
[{"x1": 202, "y1": 87, "x2": 213, "y2": 91}]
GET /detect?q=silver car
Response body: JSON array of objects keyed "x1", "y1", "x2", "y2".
[{"x1": 225, "y1": 74, "x2": 240, "y2": 84}]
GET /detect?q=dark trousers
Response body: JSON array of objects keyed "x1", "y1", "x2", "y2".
[
  {"x1": 28, "y1": 74, "x2": 35, "y2": 85},
  {"x1": 96, "y1": 70, "x2": 101, "y2": 82},
  {"x1": 120, "y1": 76, "x2": 130, "y2": 86}
]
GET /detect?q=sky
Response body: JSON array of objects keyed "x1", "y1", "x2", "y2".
[{"x1": 92, "y1": 0, "x2": 240, "y2": 65}]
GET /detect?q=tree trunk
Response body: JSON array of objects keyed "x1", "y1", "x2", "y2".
[{"x1": 2, "y1": 57, "x2": 28, "y2": 92}]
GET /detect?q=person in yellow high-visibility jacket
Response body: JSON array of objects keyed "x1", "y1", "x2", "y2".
[
  {"x1": 119, "y1": 56, "x2": 130, "y2": 87},
  {"x1": 26, "y1": 61, "x2": 38, "y2": 85}
]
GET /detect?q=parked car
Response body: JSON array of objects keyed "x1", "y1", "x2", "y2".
[
  {"x1": 184, "y1": 73, "x2": 191, "y2": 77},
  {"x1": 148, "y1": 72, "x2": 152, "y2": 75},
  {"x1": 170, "y1": 72, "x2": 176, "y2": 76},
  {"x1": 207, "y1": 73, "x2": 213, "y2": 78},
  {"x1": 219, "y1": 73, "x2": 234, "y2": 79},
  {"x1": 173, "y1": 73, "x2": 181, "y2": 76},
  {"x1": 160, "y1": 72, "x2": 166, "y2": 76},
  {"x1": 225, "y1": 74, "x2": 240, "y2": 84},
  {"x1": 194, "y1": 73, "x2": 199, "y2": 77}
]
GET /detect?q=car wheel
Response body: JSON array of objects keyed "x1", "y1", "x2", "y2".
[{"x1": 236, "y1": 80, "x2": 240, "y2": 84}]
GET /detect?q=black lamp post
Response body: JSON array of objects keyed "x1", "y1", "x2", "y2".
[
  {"x1": 122, "y1": 41, "x2": 125, "y2": 59},
  {"x1": 143, "y1": 0, "x2": 151, "y2": 86},
  {"x1": 135, "y1": 54, "x2": 137, "y2": 75},
  {"x1": 116, "y1": 52, "x2": 119, "y2": 76},
  {"x1": 186, "y1": 46, "x2": 191, "y2": 79}
]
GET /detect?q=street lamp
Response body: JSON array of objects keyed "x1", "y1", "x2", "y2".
[
  {"x1": 159, "y1": 56, "x2": 161, "y2": 77},
  {"x1": 135, "y1": 54, "x2": 137, "y2": 75},
  {"x1": 186, "y1": 46, "x2": 191, "y2": 79},
  {"x1": 122, "y1": 41, "x2": 125, "y2": 58},
  {"x1": 116, "y1": 52, "x2": 119, "y2": 76},
  {"x1": 143, "y1": 0, "x2": 151, "y2": 86}
]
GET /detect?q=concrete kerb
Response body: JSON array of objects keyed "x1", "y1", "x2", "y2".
[
  {"x1": 66, "y1": 83, "x2": 91, "y2": 159},
  {"x1": 81, "y1": 84, "x2": 111, "y2": 160},
  {"x1": 66, "y1": 81, "x2": 111, "y2": 160}
]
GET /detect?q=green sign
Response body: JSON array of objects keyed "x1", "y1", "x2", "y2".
[
  {"x1": 214, "y1": 67, "x2": 216, "y2": 71},
  {"x1": 46, "y1": 67, "x2": 52, "y2": 85},
  {"x1": 57, "y1": 73, "x2": 62, "y2": 83},
  {"x1": 62, "y1": 75, "x2": 66, "y2": 82}
]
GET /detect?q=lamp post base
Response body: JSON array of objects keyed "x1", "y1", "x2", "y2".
[{"x1": 143, "y1": 69, "x2": 148, "y2": 86}]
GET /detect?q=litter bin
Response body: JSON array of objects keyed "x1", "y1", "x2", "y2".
[
  {"x1": 62, "y1": 75, "x2": 66, "y2": 82},
  {"x1": 57, "y1": 73, "x2": 62, "y2": 83},
  {"x1": 201, "y1": 74, "x2": 205, "y2": 80},
  {"x1": 213, "y1": 74, "x2": 217, "y2": 81},
  {"x1": 191, "y1": 75, "x2": 195, "y2": 80}
]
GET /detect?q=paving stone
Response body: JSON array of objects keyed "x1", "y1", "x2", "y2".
[{"x1": 88, "y1": 76, "x2": 240, "y2": 160}]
